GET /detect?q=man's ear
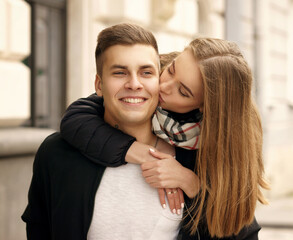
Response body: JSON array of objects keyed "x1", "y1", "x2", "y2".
[{"x1": 95, "y1": 74, "x2": 103, "y2": 96}]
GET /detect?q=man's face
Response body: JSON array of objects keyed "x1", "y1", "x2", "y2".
[{"x1": 95, "y1": 44, "x2": 160, "y2": 128}]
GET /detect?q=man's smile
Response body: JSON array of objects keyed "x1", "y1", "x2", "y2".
[{"x1": 120, "y1": 97, "x2": 146, "y2": 104}]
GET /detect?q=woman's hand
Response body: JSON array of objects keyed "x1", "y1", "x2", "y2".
[
  {"x1": 157, "y1": 188, "x2": 184, "y2": 215},
  {"x1": 126, "y1": 142, "x2": 185, "y2": 213},
  {"x1": 141, "y1": 149, "x2": 201, "y2": 199}
]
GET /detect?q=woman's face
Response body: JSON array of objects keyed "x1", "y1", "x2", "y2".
[{"x1": 159, "y1": 49, "x2": 204, "y2": 113}]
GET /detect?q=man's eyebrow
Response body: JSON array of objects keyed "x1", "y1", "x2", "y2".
[
  {"x1": 140, "y1": 64, "x2": 156, "y2": 69},
  {"x1": 110, "y1": 64, "x2": 156, "y2": 70},
  {"x1": 110, "y1": 65, "x2": 127, "y2": 70}
]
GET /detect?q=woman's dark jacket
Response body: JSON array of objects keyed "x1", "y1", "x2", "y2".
[{"x1": 38, "y1": 93, "x2": 260, "y2": 239}]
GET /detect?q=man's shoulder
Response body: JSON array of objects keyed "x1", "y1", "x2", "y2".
[
  {"x1": 37, "y1": 132, "x2": 76, "y2": 156},
  {"x1": 36, "y1": 132, "x2": 85, "y2": 166},
  {"x1": 40, "y1": 132, "x2": 71, "y2": 151},
  {"x1": 36, "y1": 132, "x2": 105, "y2": 173}
]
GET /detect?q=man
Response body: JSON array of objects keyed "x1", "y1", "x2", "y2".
[{"x1": 22, "y1": 23, "x2": 181, "y2": 239}]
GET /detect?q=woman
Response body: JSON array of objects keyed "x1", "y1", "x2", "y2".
[{"x1": 60, "y1": 38, "x2": 269, "y2": 239}]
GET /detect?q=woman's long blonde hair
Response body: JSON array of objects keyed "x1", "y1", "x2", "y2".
[{"x1": 179, "y1": 38, "x2": 269, "y2": 237}]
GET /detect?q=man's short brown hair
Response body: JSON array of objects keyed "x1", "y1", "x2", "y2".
[{"x1": 95, "y1": 23, "x2": 159, "y2": 76}]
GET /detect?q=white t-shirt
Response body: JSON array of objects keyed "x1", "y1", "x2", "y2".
[{"x1": 87, "y1": 164, "x2": 182, "y2": 240}]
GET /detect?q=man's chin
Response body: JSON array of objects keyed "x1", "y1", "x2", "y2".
[{"x1": 121, "y1": 114, "x2": 152, "y2": 125}]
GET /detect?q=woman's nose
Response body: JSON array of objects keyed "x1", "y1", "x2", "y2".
[{"x1": 159, "y1": 80, "x2": 173, "y2": 95}]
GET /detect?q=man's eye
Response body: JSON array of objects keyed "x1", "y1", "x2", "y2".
[
  {"x1": 113, "y1": 72, "x2": 125, "y2": 75},
  {"x1": 141, "y1": 70, "x2": 154, "y2": 77}
]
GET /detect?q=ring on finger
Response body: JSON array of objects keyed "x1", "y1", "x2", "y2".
[
  {"x1": 167, "y1": 191, "x2": 172, "y2": 195},
  {"x1": 173, "y1": 190, "x2": 178, "y2": 194}
]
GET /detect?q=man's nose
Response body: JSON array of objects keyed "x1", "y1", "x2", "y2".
[{"x1": 125, "y1": 74, "x2": 143, "y2": 90}]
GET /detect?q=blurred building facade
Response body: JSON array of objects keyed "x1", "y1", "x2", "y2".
[{"x1": 0, "y1": 0, "x2": 293, "y2": 239}]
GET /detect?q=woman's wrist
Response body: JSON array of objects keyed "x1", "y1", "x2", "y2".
[
  {"x1": 125, "y1": 141, "x2": 155, "y2": 164},
  {"x1": 180, "y1": 168, "x2": 200, "y2": 198},
  {"x1": 125, "y1": 141, "x2": 143, "y2": 164}
]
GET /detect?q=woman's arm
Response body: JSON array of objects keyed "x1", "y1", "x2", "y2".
[{"x1": 60, "y1": 94, "x2": 137, "y2": 167}]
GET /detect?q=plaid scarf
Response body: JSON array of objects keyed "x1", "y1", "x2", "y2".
[{"x1": 152, "y1": 107, "x2": 201, "y2": 150}]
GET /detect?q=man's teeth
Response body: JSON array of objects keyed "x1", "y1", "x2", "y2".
[{"x1": 122, "y1": 98, "x2": 144, "y2": 103}]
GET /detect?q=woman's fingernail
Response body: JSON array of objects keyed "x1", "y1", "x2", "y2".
[
  {"x1": 181, "y1": 203, "x2": 184, "y2": 208},
  {"x1": 149, "y1": 148, "x2": 155, "y2": 152},
  {"x1": 172, "y1": 209, "x2": 176, "y2": 214},
  {"x1": 162, "y1": 204, "x2": 166, "y2": 209},
  {"x1": 177, "y1": 209, "x2": 181, "y2": 215}
]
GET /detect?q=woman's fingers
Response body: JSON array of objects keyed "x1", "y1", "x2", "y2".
[
  {"x1": 157, "y1": 188, "x2": 182, "y2": 213},
  {"x1": 165, "y1": 188, "x2": 175, "y2": 214},
  {"x1": 142, "y1": 168, "x2": 162, "y2": 187},
  {"x1": 165, "y1": 188, "x2": 183, "y2": 215},
  {"x1": 178, "y1": 188, "x2": 185, "y2": 209},
  {"x1": 141, "y1": 159, "x2": 160, "y2": 171},
  {"x1": 172, "y1": 188, "x2": 181, "y2": 214},
  {"x1": 158, "y1": 188, "x2": 166, "y2": 209},
  {"x1": 149, "y1": 148, "x2": 171, "y2": 159}
]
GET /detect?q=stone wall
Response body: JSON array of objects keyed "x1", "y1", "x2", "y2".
[{"x1": 0, "y1": 128, "x2": 54, "y2": 240}]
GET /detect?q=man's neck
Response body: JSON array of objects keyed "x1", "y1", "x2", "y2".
[
  {"x1": 119, "y1": 122, "x2": 156, "y2": 146},
  {"x1": 113, "y1": 119, "x2": 175, "y2": 158},
  {"x1": 104, "y1": 117, "x2": 156, "y2": 146}
]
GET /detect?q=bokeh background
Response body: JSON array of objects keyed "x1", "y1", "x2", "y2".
[{"x1": 0, "y1": 0, "x2": 293, "y2": 239}]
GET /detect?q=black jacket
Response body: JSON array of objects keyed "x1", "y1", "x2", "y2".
[
  {"x1": 58, "y1": 94, "x2": 261, "y2": 240},
  {"x1": 22, "y1": 133, "x2": 106, "y2": 240}
]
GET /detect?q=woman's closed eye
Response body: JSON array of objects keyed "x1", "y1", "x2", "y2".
[{"x1": 179, "y1": 87, "x2": 189, "y2": 97}]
